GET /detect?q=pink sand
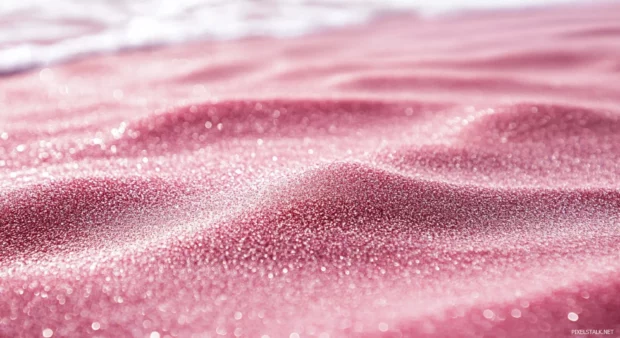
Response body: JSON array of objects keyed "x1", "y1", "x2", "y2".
[{"x1": 1, "y1": 3, "x2": 620, "y2": 338}]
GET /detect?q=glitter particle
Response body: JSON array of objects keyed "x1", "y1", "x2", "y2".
[{"x1": 568, "y1": 312, "x2": 579, "y2": 322}]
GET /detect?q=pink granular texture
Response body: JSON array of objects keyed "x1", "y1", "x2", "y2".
[{"x1": 1, "y1": 3, "x2": 620, "y2": 338}]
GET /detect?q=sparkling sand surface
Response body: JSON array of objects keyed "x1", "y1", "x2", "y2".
[{"x1": 1, "y1": 2, "x2": 620, "y2": 337}]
